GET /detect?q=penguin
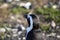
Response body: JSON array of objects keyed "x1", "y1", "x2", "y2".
[{"x1": 24, "y1": 14, "x2": 40, "y2": 40}]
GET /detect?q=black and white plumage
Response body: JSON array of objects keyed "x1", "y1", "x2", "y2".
[
  {"x1": 25, "y1": 14, "x2": 33, "y2": 34},
  {"x1": 24, "y1": 14, "x2": 40, "y2": 40}
]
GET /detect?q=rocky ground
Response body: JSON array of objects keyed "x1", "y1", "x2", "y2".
[{"x1": 0, "y1": 0, "x2": 60, "y2": 40}]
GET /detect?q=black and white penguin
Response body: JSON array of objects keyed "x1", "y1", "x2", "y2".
[{"x1": 24, "y1": 14, "x2": 40, "y2": 40}]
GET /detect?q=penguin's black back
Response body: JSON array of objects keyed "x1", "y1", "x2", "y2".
[{"x1": 26, "y1": 29, "x2": 43, "y2": 40}]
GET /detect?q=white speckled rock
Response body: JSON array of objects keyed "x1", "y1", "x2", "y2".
[
  {"x1": 19, "y1": 2, "x2": 31, "y2": 9},
  {"x1": 57, "y1": 35, "x2": 60, "y2": 38},
  {"x1": 18, "y1": 31, "x2": 22, "y2": 35},
  {"x1": 52, "y1": 5, "x2": 57, "y2": 9},
  {"x1": 0, "y1": 28, "x2": 6, "y2": 33},
  {"x1": 51, "y1": 21, "x2": 56, "y2": 28}
]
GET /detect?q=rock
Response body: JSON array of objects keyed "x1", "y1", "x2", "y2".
[
  {"x1": 52, "y1": 5, "x2": 58, "y2": 9},
  {"x1": 18, "y1": 2, "x2": 31, "y2": 9},
  {"x1": 0, "y1": 28, "x2": 6, "y2": 33},
  {"x1": 0, "y1": 3, "x2": 9, "y2": 8},
  {"x1": 57, "y1": 35, "x2": 60, "y2": 38},
  {"x1": 23, "y1": 37, "x2": 26, "y2": 40},
  {"x1": 11, "y1": 29, "x2": 18, "y2": 33},
  {"x1": 18, "y1": 31, "x2": 22, "y2": 35},
  {"x1": 6, "y1": 28, "x2": 11, "y2": 31},
  {"x1": 51, "y1": 21, "x2": 56, "y2": 28}
]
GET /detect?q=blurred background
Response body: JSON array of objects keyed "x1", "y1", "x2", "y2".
[{"x1": 0, "y1": 0, "x2": 60, "y2": 40}]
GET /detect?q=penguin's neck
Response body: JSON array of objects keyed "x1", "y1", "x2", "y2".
[{"x1": 26, "y1": 15, "x2": 33, "y2": 34}]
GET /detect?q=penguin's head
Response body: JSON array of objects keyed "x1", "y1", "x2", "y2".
[{"x1": 24, "y1": 14, "x2": 40, "y2": 29}]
